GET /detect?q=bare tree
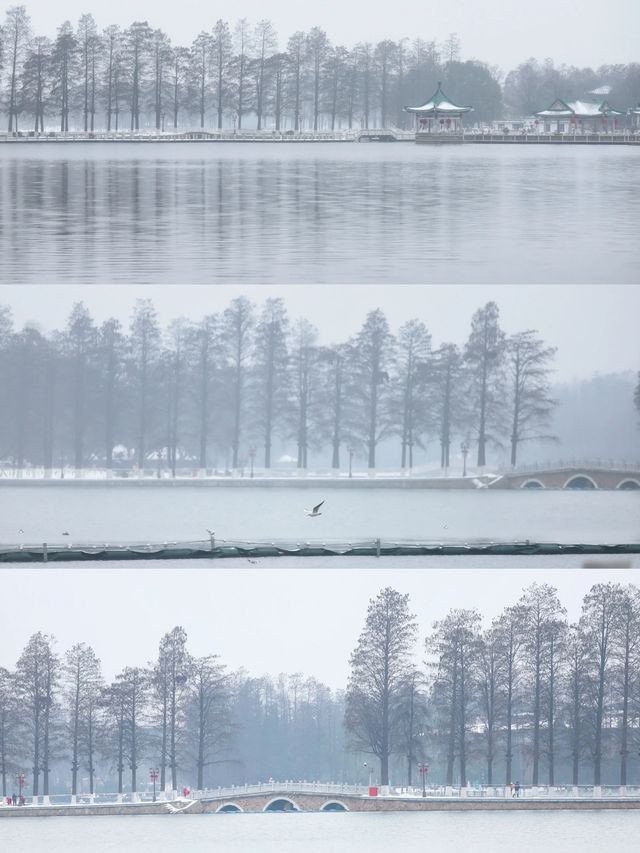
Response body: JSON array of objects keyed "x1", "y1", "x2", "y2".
[
  {"x1": 154, "y1": 627, "x2": 191, "y2": 793},
  {"x1": 223, "y1": 296, "x2": 254, "y2": 470},
  {"x1": 346, "y1": 587, "x2": 418, "y2": 786},
  {"x1": 580, "y1": 583, "x2": 623, "y2": 785},
  {"x1": 428, "y1": 609, "x2": 481, "y2": 786},
  {"x1": 349, "y1": 309, "x2": 395, "y2": 470},
  {"x1": 252, "y1": 298, "x2": 290, "y2": 469},
  {"x1": 63, "y1": 643, "x2": 102, "y2": 798},
  {"x1": 187, "y1": 656, "x2": 231, "y2": 789},
  {"x1": 464, "y1": 302, "x2": 506, "y2": 467},
  {"x1": 3, "y1": 5, "x2": 32, "y2": 131},
  {"x1": 506, "y1": 330, "x2": 557, "y2": 466},
  {"x1": 15, "y1": 633, "x2": 59, "y2": 799},
  {"x1": 519, "y1": 583, "x2": 565, "y2": 785}
]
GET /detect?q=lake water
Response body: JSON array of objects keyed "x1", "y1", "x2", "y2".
[
  {"x1": 0, "y1": 143, "x2": 637, "y2": 284},
  {"x1": 0, "y1": 485, "x2": 637, "y2": 547},
  {"x1": 2, "y1": 811, "x2": 639, "y2": 853}
]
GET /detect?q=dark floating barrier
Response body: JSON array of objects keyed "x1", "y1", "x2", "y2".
[{"x1": 0, "y1": 538, "x2": 638, "y2": 563}]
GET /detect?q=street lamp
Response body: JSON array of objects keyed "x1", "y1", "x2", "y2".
[
  {"x1": 419, "y1": 763, "x2": 429, "y2": 798},
  {"x1": 16, "y1": 772, "x2": 25, "y2": 804},
  {"x1": 363, "y1": 762, "x2": 373, "y2": 789},
  {"x1": 348, "y1": 446, "x2": 354, "y2": 479},
  {"x1": 249, "y1": 447, "x2": 256, "y2": 478},
  {"x1": 149, "y1": 768, "x2": 159, "y2": 802},
  {"x1": 461, "y1": 442, "x2": 469, "y2": 477}
]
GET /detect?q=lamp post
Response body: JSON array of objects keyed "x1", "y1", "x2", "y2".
[
  {"x1": 348, "y1": 446, "x2": 354, "y2": 479},
  {"x1": 419, "y1": 763, "x2": 429, "y2": 798},
  {"x1": 363, "y1": 762, "x2": 373, "y2": 789},
  {"x1": 149, "y1": 768, "x2": 159, "y2": 803},
  {"x1": 461, "y1": 442, "x2": 469, "y2": 477},
  {"x1": 16, "y1": 772, "x2": 25, "y2": 803},
  {"x1": 249, "y1": 447, "x2": 256, "y2": 478}
]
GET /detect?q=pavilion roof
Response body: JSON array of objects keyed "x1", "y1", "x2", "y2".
[
  {"x1": 405, "y1": 83, "x2": 473, "y2": 114},
  {"x1": 536, "y1": 98, "x2": 624, "y2": 118}
]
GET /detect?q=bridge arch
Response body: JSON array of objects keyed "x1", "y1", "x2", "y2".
[
  {"x1": 521, "y1": 479, "x2": 545, "y2": 489},
  {"x1": 216, "y1": 803, "x2": 244, "y2": 813},
  {"x1": 264, "y1": 797, "x2": 301, "y2": 812},
  {"x1": 617, "y1": 478, "x2": 640, "y2": 490},
  {"x1": 563, "y1": 474, "x2": 598, "y2": 490},
  {"x1": 320, "y1": 800, "x2": 349, "y2": 812}
]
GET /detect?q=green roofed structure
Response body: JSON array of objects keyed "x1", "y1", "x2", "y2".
[
  {"x1": 535, "y1": 98, "x2": 625, "y2": 133},
  {"x1": 405, "y1": 83, "x2": 473, "y2": 143}
]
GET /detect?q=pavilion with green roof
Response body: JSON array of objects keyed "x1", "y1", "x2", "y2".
[{"x1": 405, "y1": 83, "x2": 473, "y2": 143}]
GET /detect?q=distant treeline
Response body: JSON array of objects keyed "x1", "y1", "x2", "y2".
[
  {"x1": 1, "y1": 6, "x2": 639, "y2": 133},
  {"x1": 0, "y1": 298, "x2": 559, "y2": 472},
  {"x1": 1, "y1": 581, "x2": 639, "y2": 797}
]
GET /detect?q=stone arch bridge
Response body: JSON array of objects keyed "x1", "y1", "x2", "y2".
[
  {"x1": 188, "y1": 782, "x2": 640, "y2": 813},
  {"x1": 493, "y1": 462, "x2": 640, "y2": 491}
]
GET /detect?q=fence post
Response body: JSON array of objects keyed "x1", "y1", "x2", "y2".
[
  {"x1": 42, "y1": 542, "x2": 48, "y2": 563},
  {"x1": 375, "y1": 538, "x2": 381, "y2": 558}
]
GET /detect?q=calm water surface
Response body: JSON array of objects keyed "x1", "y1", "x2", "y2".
[
  {"x1": 0, "y1": 485, "x2": 637, "y2": 545},
  {"x1": 2, "y1": 811, "x2": 640, "y2": 853},
  {"x1": 0, "y1": 143, "x2": 637, "y2": 283}
]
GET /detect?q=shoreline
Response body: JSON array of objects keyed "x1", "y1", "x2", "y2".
[{"x1": 2, "y1": 797, "x2": 639, "y2": 817}]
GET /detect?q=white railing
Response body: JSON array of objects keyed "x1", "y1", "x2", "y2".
[
  {"x1": 3, "y1": 782, "x2": 640, "y2": 808},
  {"x1": 191, "y1": 781, "x2": 640, "y2": 801},
  {"x1": 506, "y1": 459, "x2": 640, "y2": 475},
  {"x1": 192, "y1": 781, "x2": 368, "y2": 800}
]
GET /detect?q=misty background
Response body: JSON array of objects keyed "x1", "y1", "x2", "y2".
[{"x1": 9, "y1": 0, "x2": 640, "y2": 71}]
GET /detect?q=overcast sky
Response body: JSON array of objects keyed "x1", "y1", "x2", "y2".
[
  {"x1": 0, "y1": 565, "x2": 637, "y2": 684},
  {"x1": 13, "y1": 0, "x2": 640, "y2": 71},
  {"x1": 3, "y1": 284, "x2": 638, "y2": 383}
]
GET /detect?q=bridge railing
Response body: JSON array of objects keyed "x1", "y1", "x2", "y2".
[
  {"x1": 504, "y1": 459, "x2": 640, "y2": 475},
  {"x1": 192, "y1": 781, "x2": 369, "y2": 800},
  {"x1": 191, "y1": 781, "x2": 640, "y2": 801},
  {"x1": 5, "y1": 782, "x2": 640, "y2": 808}
]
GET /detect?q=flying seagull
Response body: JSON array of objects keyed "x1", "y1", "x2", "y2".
[{"x1": 304, "y1": 501, "x2": 324, "y2": 518}]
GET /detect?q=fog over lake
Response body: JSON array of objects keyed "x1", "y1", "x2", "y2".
[{"x1": 1, "y1": 144, "x2": 637, "y2": 284}]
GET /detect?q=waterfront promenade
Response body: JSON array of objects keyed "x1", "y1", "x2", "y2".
[
  {"x1": 1, "y1": 129, "x2": 639, "y2": 144},
  {"x1": 2, "y1": 782, "x2": 640, "y2": 817}
]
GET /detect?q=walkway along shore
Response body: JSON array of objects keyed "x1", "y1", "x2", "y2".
[
  {"x1": 1, "y1": 130, "x2": 639, "y2": 145},
  {"x1": 2, "y1": 793, "x2": 640, "y2": 817}
]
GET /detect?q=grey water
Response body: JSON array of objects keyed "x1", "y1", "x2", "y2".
[
  {"x1": 2, "y1": 812, "x2": 639, "y2": 853},
  {"x1": 0, "y1": 143, "x2": 637, "y2": 284},
  {"x1": 0, "y1": 484, "x2": 637, "y2": 546}
]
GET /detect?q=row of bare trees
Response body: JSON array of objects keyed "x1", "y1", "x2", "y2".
[
  {"x1": 0, "y1": 5, "x2": 505, "y2": 132},
  {"x1": 2, "y1": 581, "x2": 637, "y2": 797},
  {"x1": 0, "y1": 298, "x2": 557, "y2": 472},
  {"x1": 0, "y1": 627, "x2": 347, "y2": 798},
  {"x1": 346, "y1": 583, "x2": 640, "y2": 787}
]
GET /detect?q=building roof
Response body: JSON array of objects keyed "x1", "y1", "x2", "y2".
[
  {"x1": 536, "y1": 98, "x2": 624, "y2": 118},
  {"x1": 405, "y1": 83, "x2": 473, "y2": 114}
]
